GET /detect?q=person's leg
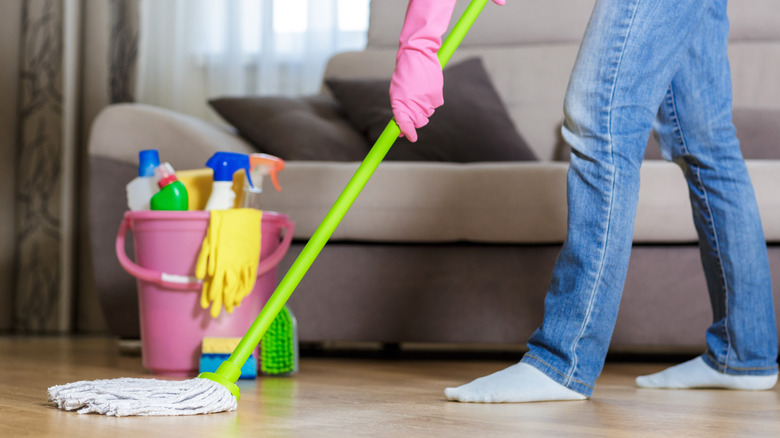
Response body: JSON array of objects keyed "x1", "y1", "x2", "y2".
[
  {"x1": 446, "y1": 0, "x2": 712, "y2": 402},
  {"x1": 636, "y1": 0, "x2": 778, "y2": 390}
]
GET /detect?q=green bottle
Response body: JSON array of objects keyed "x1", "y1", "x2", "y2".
[{"x1": 150, "y1": 162, "x2": 189, "y2": 211}]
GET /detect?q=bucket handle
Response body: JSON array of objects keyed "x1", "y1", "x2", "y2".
[{"x1": 115, "y1": 213, "x2": 296, "y2": 291}]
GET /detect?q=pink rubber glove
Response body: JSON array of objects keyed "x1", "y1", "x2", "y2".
[
  {"x1": 390, "y1": 0, "x2": 505, "y2": 142},
  {"x1": 390, "y1": 0, "x2": 456, "y2": 143}
]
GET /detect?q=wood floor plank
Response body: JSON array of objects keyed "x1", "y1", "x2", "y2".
[{"x1": 1, "y1": 337, "x2": 779, "y2": 437}]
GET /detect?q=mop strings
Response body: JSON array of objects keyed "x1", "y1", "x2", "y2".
[{"x1": 48, "y1": 377, "x2": 237, "y2": 416}]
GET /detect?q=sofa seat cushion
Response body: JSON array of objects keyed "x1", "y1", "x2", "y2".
[{"x1": 263, "y1": 160, "x2": 780, "y2": 244}]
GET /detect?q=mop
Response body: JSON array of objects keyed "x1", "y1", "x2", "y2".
[{"x1": 48, "y1": 0, "x2": 492, "y2": 416}]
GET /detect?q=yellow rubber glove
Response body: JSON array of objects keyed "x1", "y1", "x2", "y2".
[{"x1": 195, "y1": 209, "x2": 263, "y2": 318}]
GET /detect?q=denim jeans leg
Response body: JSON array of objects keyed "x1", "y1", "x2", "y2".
[
  {"x1": 652, "y1": 0, "x2": 778, "y2": 376},
  {"x1": 521, "y1": 0, "x2": 714, "y2": 397}
]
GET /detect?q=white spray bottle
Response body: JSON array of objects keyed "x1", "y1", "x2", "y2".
[
  {"x1": 126, "y1": 149, "x2": 160, "y2": 210},
  {"x1": 204, "y1": 152, "x2": 253, "y2": 211}
]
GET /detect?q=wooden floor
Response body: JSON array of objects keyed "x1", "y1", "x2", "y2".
[{"x1": 1, "y1": 337, "x2": 779, "y2": 437}]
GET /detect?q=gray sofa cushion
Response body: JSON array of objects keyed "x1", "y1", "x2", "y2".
[
  {"x1": 209, "y1": 95, "x2": 369, "y2": 161},
  {"x1": 263, "y1": 160, "x2": 780, "y2": 244},
  {"x1": 325, "y1": 58, "x2": 536, "y2": 162}
]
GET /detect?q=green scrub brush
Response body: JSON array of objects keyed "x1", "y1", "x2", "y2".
[{"x1": 260, "y1": 305, "x2": 298, "y2": 375}]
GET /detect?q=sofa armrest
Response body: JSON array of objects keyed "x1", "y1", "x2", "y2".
[{"x1": 88, "y1": 103, "x2": 256, "y2": 169}]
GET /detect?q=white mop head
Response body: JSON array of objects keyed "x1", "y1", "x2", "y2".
[{"x1": 47, "y1": 377, "x2": 237, "y2": 416}]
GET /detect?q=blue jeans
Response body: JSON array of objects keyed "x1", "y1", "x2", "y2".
[{"x1": 521, "y1": 0, "x2": 778, "y2": 397}]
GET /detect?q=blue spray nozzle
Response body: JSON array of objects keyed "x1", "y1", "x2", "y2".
[
  {"x1": 205, "y1": 152, "x2": 253, "y2": 188},
  {"x1": 138, "y1": 149, "x2": 160, "y2": 177}
]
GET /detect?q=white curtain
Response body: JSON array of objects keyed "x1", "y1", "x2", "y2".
[{"x1": 136, "y1": 0, "x2": 369, "y2": 122}]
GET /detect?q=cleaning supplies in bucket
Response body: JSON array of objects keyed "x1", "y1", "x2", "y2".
[
  {"x1": 196, "y1": 208, "x2": 263, "y2": 318},
  {"x1": 170, "y1": 152, "x2": 285, "y2": 211}
]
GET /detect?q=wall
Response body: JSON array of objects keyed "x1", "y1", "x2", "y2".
[{"x1": 0, "y1": 0, "x2": 23, "y2": 332}]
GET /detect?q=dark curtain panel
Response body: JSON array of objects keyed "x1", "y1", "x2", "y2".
[
  {"x1": 109, "y1": 0, "x2": 137, "y2": 104},
  {"x1": 15, "y1": 0, "x2": 65, "y2": 332},
  {"x1": 13, "y1": 0, "x2": 139, "y2": 333}
]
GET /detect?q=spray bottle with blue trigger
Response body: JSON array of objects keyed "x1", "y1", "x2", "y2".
[{"x1": 204, "y1": 152, "x2": 254, "y2": 211}]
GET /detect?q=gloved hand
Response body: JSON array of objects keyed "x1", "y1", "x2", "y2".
[
  {"x1": 196, "y1": 209, "x2": 263, "y2": 318},
  {"x1": 390, "y1": 0, "x2": 505, "y2": 142}
]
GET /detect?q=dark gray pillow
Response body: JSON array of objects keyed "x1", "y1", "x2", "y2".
[
  {"x1": 209, "y1": 95, "x2": 369, "y2": 161},
  {"x1": 325, "y1": 58, "x2": 536, "y2": 162}
]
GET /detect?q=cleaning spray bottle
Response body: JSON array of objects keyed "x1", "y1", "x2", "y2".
[
  {"x1": 242, "y1": 153, "x2": 285, "y2": 210},
  {"x1": 150, "y1": 162, "x2": 189, "y2": 211},
  {"x1": 126, "y1": 149, "x2": 160, "y2": 210},
  {"x1": 204, "y1": 152, "x2": 253, "y2": 211}
]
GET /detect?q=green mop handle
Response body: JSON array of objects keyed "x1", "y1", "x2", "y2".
[{"x1": 203, "y1": 0, "x2": 491, "y2": 395}]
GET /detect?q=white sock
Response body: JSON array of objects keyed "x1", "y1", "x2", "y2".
[
  {"x1": 635, "y1": 356, "x2": 778, "y2": 390},
  {"x1": 444, "y1": 362, "x2": 588, "y2": 403}
]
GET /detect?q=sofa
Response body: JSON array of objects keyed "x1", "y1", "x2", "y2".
[{"x1": 88, "y1": 0, "x2": 780, "y2": 353}]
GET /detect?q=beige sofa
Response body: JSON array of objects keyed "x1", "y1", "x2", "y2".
[{"x1": 88, "y1": 0, "x2": 780, "y2": 352}]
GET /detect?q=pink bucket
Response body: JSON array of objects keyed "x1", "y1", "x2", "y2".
[{"x1": 116, "y1": 210, "x2": 295, "y2": 376}]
